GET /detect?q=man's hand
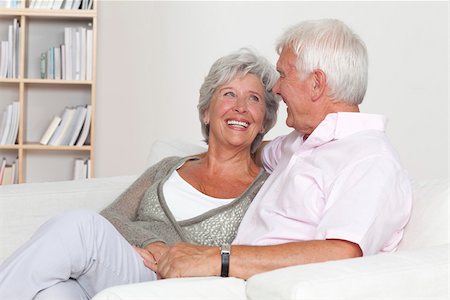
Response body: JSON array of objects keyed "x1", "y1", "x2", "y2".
[
  {"x1": 156, "y1": 243, "x2": 220, "y2": 278},
  {"x1": 133, "y1": 241, "x2": 169, "y2": 272}
]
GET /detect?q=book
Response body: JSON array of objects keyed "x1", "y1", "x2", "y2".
[
  {"x1": 6, "y1": 101, "x2": 19, "y2": 145},
  {"x1": 80, "y1": 27, "x2": 86, "y2": 80},
  {"x1": 54, "y1": 46, "x2": 61, "y2": 79},
  {"x1": 0, "y1": 41, "x2": 9, "y2": 78},
  {"x1": 74, "y1": 28, "x2": 81, "y2": 80},
  {"x1": 86, "y1": 29, "x2": 93, "y2": 80},
  {"x1": 7, "y1": 24, "x2": 13, "y2": 78},
  {"x1": 0, "y1": 110, "x2": 7, "y2": 143},
  {"x1": 73, "y1": 158, "x2": 86, "y2": 180},
  {"x1": 40, "y1": 52, "x2": 46, "y2": 79},
  {"x1": 86, "y1": 159, "x2": 91, "y2": 178},
  {"x1": 52, "y1": 0, "x2": 64, "y2": 9},
  {"x1": 71, "y1": 0, "x2": 81, "y2": 10},
  {"x1": 0, "y1": 158, "x2": 6, "y2": 184},
  {"x1": 75, "y1": 104, "x2": 91, "y2": 146},
  {"x1": 1, "y1": 165, "x2": 13, "y2": 185},
  {"x1": 12, "y1": 158, "x2": 18, "y2": 184},
  {"x1": 12, "y1": 18, "x2": 18, "y2": 79},
  {"x1": 61, "y1": 44, "x2": 66, "y2": 79},
  {"x1": 63, "y1": 0, "x2": 74, "y2": 9},
  {"x1": 64, "y1": 27, "x2": 72, "y2": 80},
  {"x1": 40, "y1": 116, "x2": 62, "y2": 145},
  {"x1": 68, "y1": 105, "x2": 87, "y2": 146},
  {"x1": 0, "y1": 104, "x2": 12, "y2": 145},
  {"x1": 48, "y1": 107, "x2": 76, "y2": 146}
]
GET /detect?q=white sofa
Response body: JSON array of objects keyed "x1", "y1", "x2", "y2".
[{"x1": 0, "y1": 140, "x2": 448, "y2": 300}]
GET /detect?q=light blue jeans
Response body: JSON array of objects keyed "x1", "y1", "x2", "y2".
[{"x1": 0, "y1": 210, "x2": 156, "y2": 300}]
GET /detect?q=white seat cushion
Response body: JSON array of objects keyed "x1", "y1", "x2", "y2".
[{"x1": 398, "y1": 178, "x2": 449, "y2": 250}]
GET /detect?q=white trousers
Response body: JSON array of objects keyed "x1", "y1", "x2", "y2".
[{"x1": 0, "y1": 210, "x2": 156, "y2": 300}]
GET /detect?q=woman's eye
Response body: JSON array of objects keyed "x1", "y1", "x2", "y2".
[
  {"x1": 250, "y1": 95, "x2": 260, "y2": 102},
  {"x1": 224, "y1": 91, "x2": 235, "y2": 97}
]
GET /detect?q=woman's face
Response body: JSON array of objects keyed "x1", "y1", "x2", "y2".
[{"x1": 204, "y1": 73, "x2": 266, "y2": 152}]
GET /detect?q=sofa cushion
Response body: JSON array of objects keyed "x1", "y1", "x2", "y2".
[
  {"x1": 246, "y1": 244, "x2": 448, "y2": 300},
  {"x1": 146, "y1": 139, "x2": 207, "y2": 167},
  {"x1": 93, "y1": 277, "x2": 246, "y2": 300},
  {"x1": 398, "y1": 178, "x2": 449, "y2": 250},
  {"x1": 0, "y1": 176, "x2": 135, "y2": 264}
]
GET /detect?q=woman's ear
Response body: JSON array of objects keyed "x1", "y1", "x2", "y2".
[
  {"x1": 311, "y1": 69, "x2": 327, "y2": 101},
  {"x1": 203, "y1": 110, "x2": 210, "y2": 125}
]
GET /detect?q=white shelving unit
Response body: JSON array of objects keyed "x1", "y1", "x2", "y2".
[{"x1": 0, "y1": 0, "x2": 97, "y2": 183}]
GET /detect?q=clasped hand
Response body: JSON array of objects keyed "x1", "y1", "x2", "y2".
[{"x1": 133, "y1": 242, "x2": 219, "y2": 278}]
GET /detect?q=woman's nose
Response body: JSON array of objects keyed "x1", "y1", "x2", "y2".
[{"x1": 233, "y1": 97, "x2": 248, "y2": 113}]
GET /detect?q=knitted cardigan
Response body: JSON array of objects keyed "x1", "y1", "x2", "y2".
[{"x1": 101, "y1": 156, "x2": 268, "y2": 247}]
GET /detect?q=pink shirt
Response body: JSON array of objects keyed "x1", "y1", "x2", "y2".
[{"x1": 233, "y1": 113, "x2": 412, "y2": 255}]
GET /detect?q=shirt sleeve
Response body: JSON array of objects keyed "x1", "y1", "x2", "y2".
[
  {"x1": 100, "y1": 160, "x2": 168, "y2": 247},
  {"x1": 314, "y1": 155, "x2": 412, "y2": 255},
  {"x1": 262, "y1": 134, "x2": 289, "y2": 173}
]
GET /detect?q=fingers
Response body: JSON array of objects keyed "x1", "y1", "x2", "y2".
[{"x1": 132, "y1": 245, "x2": 158, "y2": 271}]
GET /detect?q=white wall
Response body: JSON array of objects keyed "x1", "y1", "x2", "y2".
[{"x1": 96, "y1": 1, "x2": 448, "y2": 181}]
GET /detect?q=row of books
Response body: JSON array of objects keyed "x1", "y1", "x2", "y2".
[
  {"x1": 40, "y1": 26, "x2": 93, "y2": 80},
  {"x1": 74, "y1": 158, "x2": 91, "y2": 180},
  {"x1": 2, "y1": 0, "x2": 19, "y2": 8},
  {"x1": 0, "y1": 157, "x2": 18, "y2": 185},
  {"x1": 0, "y1": 101, "x2": 20, "y2": 145},
  {"x1": 0, "y1": 18, "x2": 20, "y2": 79},
  {"x1": 40, "y1": 104, "x2": 92, "y2": 146},
  {"x1": 29, "y1": 0, "x2": 93, "y2": 10}
]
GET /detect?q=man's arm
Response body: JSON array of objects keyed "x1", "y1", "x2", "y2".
[{"x1": 154, "y1": 239, "x2": 362, "y2": 280}]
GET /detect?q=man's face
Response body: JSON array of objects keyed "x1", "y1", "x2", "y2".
[{"x1": 272, "y1": 47, "x2": 315, "y2": 135}]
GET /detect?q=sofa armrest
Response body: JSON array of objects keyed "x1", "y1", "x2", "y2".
[
  {"x1": 0, "y1": 176, "x2": 136, "y2": 263},
  {"x1": 246, "y1": 244, "x2": 449, "y2": 300}
]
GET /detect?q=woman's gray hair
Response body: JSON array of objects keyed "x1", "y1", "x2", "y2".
[
  {"x1": 198, "y1": 48, "x2": 280, "y2": 153},
  {"x1": 276, "y1": 19, "x2": 368, "y2": 105}
]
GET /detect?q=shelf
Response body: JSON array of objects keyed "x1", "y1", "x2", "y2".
[
  {"x1": 0, "y1": 144, "x2": 91, "y2": 150},
  {"x1": 0, "y1": 8, "x2": 96, "y2": 19}
]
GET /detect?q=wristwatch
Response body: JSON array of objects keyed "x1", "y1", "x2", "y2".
[{"x1": 220, "y1": 244, "x2": 231, "y2": 277}]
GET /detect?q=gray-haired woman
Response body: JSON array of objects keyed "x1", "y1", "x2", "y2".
[{"x1": 0, "y1": 48, "x2": 279, "y2": 300}]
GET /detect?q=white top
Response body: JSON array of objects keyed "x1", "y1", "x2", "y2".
[
  {"x1": 233, "y1": 112, "x2": 412, "y2": 255},
  {"x1": 163, "y1": 170, "x2": 234, "y2": 221}
]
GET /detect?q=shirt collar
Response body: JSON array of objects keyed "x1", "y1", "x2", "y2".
[{"x1": 301, "y1": 112, "x2": 387, "y2": 149}]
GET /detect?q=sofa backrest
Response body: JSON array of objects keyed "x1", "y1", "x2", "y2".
[
  {"x1": 146, "y1": 139, "x2": 207, "y2": 168},
  {"x1": 397, "y1": 178, "x2": 449, "y2": 251}
]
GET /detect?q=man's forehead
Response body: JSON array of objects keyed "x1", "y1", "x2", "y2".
[{"x1": 277, "y1": 48, "x2": 297, "y2": 71}]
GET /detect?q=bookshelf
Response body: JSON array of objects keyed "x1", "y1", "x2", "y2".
[{"x1": 0, "y1": 0, "x2": 96, "y2": 184}]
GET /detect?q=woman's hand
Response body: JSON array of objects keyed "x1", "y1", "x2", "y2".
[{"x1": 132, "y1": 241, "x2": 169, "y2": 272}]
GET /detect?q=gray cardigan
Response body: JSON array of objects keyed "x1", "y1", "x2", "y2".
[{"x1": 101, "y1": 156, "x2": 268, "y2": 247}]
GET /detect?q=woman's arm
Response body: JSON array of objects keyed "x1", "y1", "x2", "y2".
[{"x1": 100, "y1": 159, "x2": 173, "y2": 247}]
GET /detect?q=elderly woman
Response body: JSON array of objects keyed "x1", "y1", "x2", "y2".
[{"x1": 0, "y1": 48, "x2": 279, "y2": 300}]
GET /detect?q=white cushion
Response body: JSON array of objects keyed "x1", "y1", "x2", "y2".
[
  {"x1": 93, "y1": 277, "x2": 246, "y2": 300},
  {"x1": 398, "y1": 178, "x2": 449, "y2": 250},
  {"x1": 246, "y1": 244, "x2": 449, "y2": 300},
  {"x1": 146, "y1": 138, "x2": 207, "y2": 167},
  {"x1": 0, "y1": 176, "x2": 135, "y2": 264}
]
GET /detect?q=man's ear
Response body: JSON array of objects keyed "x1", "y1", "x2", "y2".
[{"x1": 311, "y1": 69, "x2": 327, "y2": 101}]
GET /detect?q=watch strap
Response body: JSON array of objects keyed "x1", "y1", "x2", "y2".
[{"x1": 220, "y1": 244, "x2": 231, "y2": 277}]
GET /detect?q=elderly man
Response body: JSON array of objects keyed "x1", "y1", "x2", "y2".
[{"x1": 149, "y1": 19, "x2": 412, "y2": 280}]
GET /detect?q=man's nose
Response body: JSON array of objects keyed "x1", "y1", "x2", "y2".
[{"x1": 272, "y1": 79, "x2": 281, "y2": 94}]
